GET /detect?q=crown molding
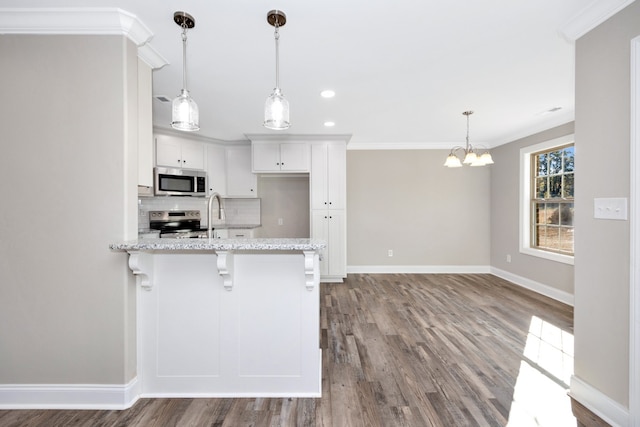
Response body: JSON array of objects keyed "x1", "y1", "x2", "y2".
[
  {"x1": 0, "y1": 8, "x2": 168, "y2": 69},
  {"x1": 560, "y1": 0, "x2": 636, "y2": 41},
  {"x1": 138, "y1": 43, "x2": 168, "y2": 70},
  {"x1": 347, "y1": 141, "x2": 459, "y2": 150}
]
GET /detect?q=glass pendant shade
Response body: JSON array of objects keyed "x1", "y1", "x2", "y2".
[
  {"x1": 264, "y1": 87, "x2": 290, "y2": 130},
  {"x1": 463, "y1": 151, "x2": 478, "y2": 164},
  {"x1": 480, "y1": 152, "x2": 494, "y2": 164},
  {"x1": 444, "y1": 154, "x2": 463, "y2": 168},
  {"x1": 172, "y1": 89, "x2": 199, "y2": 131}
]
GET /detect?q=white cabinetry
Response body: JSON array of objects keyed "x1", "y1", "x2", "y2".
[
  {"x1": 156, "y1": 134, "x2": 205, "y2": 170},
  {"x1": 252, "y1": 142, "x2": 310, "y2": 173},
  {"x1": 205, "y1": 144, "x2": 227, "y2": 197},
  {"x1": 310, "y1": 141, "x2": 347, "y2": 281},
  {"x1": 311, "y1": 142, "x2": 346, "y2": 210},
  {"x1": 312, "y1": 210, "x2": 346, "y2": 278},
  {"x1": 226, "y1": 146, "x2": 257, "y2": 197}
]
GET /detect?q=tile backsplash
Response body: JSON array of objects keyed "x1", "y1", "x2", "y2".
[{"x1": 138, "y1": 197, "x2": 261, "y2": 230}]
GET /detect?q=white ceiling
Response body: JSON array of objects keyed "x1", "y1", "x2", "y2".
[{"x1": 0, "y1": 1, "x2": 628, "y2": 147}]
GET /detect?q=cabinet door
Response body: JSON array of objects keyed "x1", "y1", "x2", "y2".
[
  {"x1": 156, "y1": 135, "x2": 183, "y2": 168},
  {"x1": 206, "y1": 144, "x2": 227, "y2": 196},
  {"x1": 311, "y1": 210, "x2": 330, "y2": 277},
  {"x1": 280, "y1": 143, "x2": 310, "y2": 172},
  {"x1": 226, "y1": 146, "x2": 257, "y2": 197},
  {"x1": 181, "y1": 140, "x2": 205, "y2": 170},
  {"x1": 310, "y1": 144, "x2": 329, "y2": 210},
  {"x1": 326, "y1": 210, "x2": 346, "y2": 277},
  {"x1": 252, "y1": 143, "x2": 281, "y2": 172},
  {"x1": 326, "y1": 142, "x2": 346, "y2": 210}
]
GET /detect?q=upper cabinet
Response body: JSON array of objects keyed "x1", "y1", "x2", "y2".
[
  {"x1": 205, "y1": 144, "x2": 227, "y2": 197},
  {"x1": 310, "y1": 142, "x2": 346, "y2": 210},
  {"x1": 226, "y1": 146, "x2": 257, "y2": 197},
  {"x1": 252, "y1": 142, "x2": 310, "y2": 173},
  {"x1": 156, "y1": 134, "x2": 205, "y2": 170}
]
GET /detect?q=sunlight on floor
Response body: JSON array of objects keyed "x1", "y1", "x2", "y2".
[{"x1": 507, "y1": 316, "x2": 575, "y2": 426}]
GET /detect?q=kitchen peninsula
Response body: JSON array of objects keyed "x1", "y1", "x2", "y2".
[{"x1": 110, "y1": 238, "x2": 325, "y2": 397}]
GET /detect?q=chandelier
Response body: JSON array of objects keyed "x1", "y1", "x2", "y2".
[{"x1": 444, "y1": 111, "x2": 494, "y2": 167}]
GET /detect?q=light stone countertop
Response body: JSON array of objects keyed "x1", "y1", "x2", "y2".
[{"x1": 110, "y1": 238, "x2": 326, "y2": 252}]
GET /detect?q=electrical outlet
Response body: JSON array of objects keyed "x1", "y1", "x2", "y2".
[
  {"x1": 278, "y1": 218, "x2": 283, "y2": 226},
  {"x1": 388, "y1": 249, "x2": 393, "y2": 257},
  {"x1": 506, "y1": 254, "x2": 511, "y2": 263}
]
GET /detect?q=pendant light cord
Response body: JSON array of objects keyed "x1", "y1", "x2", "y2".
[
  {"x1": 181, "y1": 26, "x2": 188, "y2": 92},
  {"x1": 274, "y1": 24, "x2": 280, "y2": 89}
]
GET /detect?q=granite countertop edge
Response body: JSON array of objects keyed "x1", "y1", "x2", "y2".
[{"x1": 110, "y1": 238, "x2": 327, "y2": 252}]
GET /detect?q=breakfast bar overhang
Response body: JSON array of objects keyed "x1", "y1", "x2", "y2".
[{"x1": 110, "y1": 238, "x2": 325, "y2": 398}]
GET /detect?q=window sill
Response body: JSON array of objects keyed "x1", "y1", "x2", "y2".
[{"x1": 520, "y1": 247, "x2": 574, "y2": 265}]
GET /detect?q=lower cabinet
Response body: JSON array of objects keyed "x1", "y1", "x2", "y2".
[{"x1": 311, "y1": 209, "x2": 346, "y2": 281}]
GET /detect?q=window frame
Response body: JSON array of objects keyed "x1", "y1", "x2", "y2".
[{"x1": 519, "y1": 134, "x2": 575, "y2": 265}]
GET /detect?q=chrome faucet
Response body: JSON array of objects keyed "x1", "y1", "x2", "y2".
[{"x1": 207, "y1": 192, "x2": 225, "y2": 238}]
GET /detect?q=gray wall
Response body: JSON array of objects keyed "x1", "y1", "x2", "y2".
[
  {"x1": 346, "y1": 149, "x2": 490, "y2": 267},
  {"x1": 490, "y1": 122, "x2": 575, "y2": 294},
  {"x1": 573, "y1": 1, "x2": 640, "y2": 407},
  {"x1": 257, "y1": 175, "x2": 310, "y2": 238},
  {"x1": 0, "y1": 35, "x2": 138, "y2": 384}
]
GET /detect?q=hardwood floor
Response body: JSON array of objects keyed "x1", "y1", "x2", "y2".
[{"x1": 0, "y1": 273, "x2": 575, "y2": 426}]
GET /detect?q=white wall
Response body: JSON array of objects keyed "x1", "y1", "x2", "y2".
[
  {"x1": 346, "y1": 149, "x2": 490, "y2": 269},
  {"x1": 257, "y1": 175, "x2": 310, "y2": 238},
  {"x1": 573, "y1": 0, "x2": 640, "y2": 409},
  {"x1": 0, "y1": 35, "x2": 138, "y2": 385},
  {"x1": 490, "y1": 122, "x2": 575, "y2": 297}
]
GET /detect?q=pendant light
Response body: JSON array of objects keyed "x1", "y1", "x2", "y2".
[
  {"x1": 171, "y1": 11, "x2": 199, "y2": 132},
  {"x1": 264, "y1": 10, "x2": 290, "y2": 130},
  {"x1": 443, "y1": 111, "x2": 494, "y2": 168}
]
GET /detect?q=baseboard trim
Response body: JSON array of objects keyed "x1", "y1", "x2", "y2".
[
  {"x1": 570, "y1": 375, "x2": 629, "y2": 427},
  {"x1": 490, "y1": 267, "x2": 574, "y2": 306},
  {"x1": 347, "y1": 265, "x2": 491, "y2": 274},
  {"x1": 0, "y1": 377, "x2": 140, "y2": 410}
]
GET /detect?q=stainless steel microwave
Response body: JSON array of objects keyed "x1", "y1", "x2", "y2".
[{"x1": 154, "y1": 167, "x2": 207, "y2": 197}]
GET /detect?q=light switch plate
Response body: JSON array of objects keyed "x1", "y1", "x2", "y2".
[{"x1": 594, "y1": 197, "x2": 628, "y2": 220}]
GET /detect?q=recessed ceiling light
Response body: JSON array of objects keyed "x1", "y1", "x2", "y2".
[
  {"x1": 320, "y1": 90, "x2": 335, "y2": 98},
  {"x1": 324, "y1": 121, "x2": 335, "y2": 127},
  {"x1": 537, "y1": 106, "x2": 563, "y2": 115}
]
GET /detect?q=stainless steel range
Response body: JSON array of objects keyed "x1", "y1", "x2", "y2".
[{"x1": 149, "y1": 210, "x2": 208, "y2": 238}]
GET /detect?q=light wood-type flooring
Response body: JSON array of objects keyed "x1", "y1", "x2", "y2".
[{"x1": 0, "y1": 273, "x2": 576, "y2": 426}]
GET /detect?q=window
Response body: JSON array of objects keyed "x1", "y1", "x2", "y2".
[{"x1": 520, "y1": 135, "x2": 574, "y2": 264}]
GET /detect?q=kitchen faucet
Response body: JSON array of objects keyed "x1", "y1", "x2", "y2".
[{"x1": 207, "y1": 192, "x2": 225, "y2": 238}]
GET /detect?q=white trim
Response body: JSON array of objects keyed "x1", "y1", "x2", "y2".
[
  {"x1": 138, "y1": 43, "x2": 168, "y2": 70},
  {"x1": 0, "y1": 377, "x2": 140, "y2": 410},
  {"x1": 560, "y1": 0, "x2": 637, "y2": 41},
  {"x1": 0, "y1": 8, "x2": 152, "y2": 45},
  {"x1": 570, "y1": 376, "x2": 630, "y2": 427},
  {"x1": 519, "y1": 134, "x2": 575, "y2": 265},
  {"x1": 490, "y1": 267, "x2": 574, "y2": 306},
  {"x1": 347, "y1": 265, "x2": 491, "y2": 274},
  {"x1": 346, "y1": 142, "x2": 455, "y2": 150},
  {"x1": 629, "y1": 35, "x2": 640, "y2": 427},
  {"x1": 0, "y1": 8, "x2": 169, "y2": 70}
]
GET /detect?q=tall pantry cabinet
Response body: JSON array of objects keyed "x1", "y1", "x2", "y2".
[{"x1": 310, "y1": 141, "x2": 347, "y2": 281}]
